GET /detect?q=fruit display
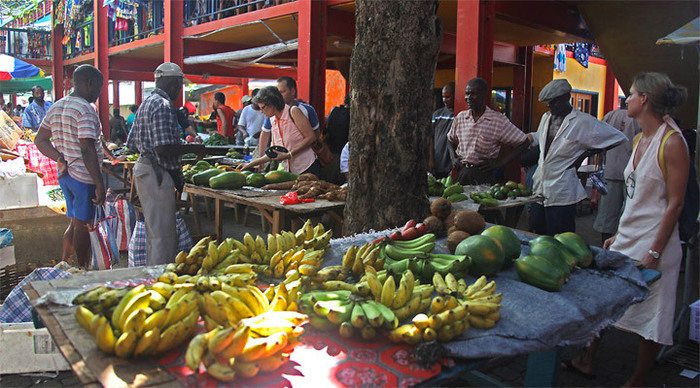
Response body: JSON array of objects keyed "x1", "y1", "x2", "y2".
[
  {"x1": 185, "y1": 311, "x2": 308, "y2": 381},
  {"x1": 481, "y1": 225, "x2": 521, "y2": 266},
  {"x1": 382, "y1": 234, "x2": 471, "y2": 282},
  {"x1": 209, "y1": 171, "x2": 247, "y2": 190},
  {"x1": 291, "y1": 173, "x2": 348, "y2": 201},
  {"x1": 442, "y1": 183, "x2": 469, "y2": 203},
  {"x1": 73, "y1": 284, "x2": 201, "y2": 358},
  {"x1": 226, "y1": 149, "x2": 244, "y2": 159},
  {"x1": 427, "y1": 174, "x2": 446, "y2": 197},
  {"x1": 470, "y1": 181, "x2": 533, "y2": 206},
  {"x1": 371, "y1": 219, "x2": 430, "y2": 243},
  {"x1": 204, "y1": 133, "x2": 229, "y2": 146},
  {"x1": 554, "y1": 232, "x2": 593, "y2": 268}
]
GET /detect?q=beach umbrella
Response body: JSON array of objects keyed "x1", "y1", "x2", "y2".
[{"x1": 0, "y1": 53, "x2": 44, "y2": 81}]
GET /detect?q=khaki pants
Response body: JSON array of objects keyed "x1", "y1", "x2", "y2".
[{"x1": 133, "y1": 160, "x2": 177, "y2": 265}]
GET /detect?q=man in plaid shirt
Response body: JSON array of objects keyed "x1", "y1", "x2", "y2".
[
  {"x1": 127, "y1": 63, "x2": 205, "y2": 265},
  {"x1": 448, "y1": 78, "x2": 532, "y2": 184}
]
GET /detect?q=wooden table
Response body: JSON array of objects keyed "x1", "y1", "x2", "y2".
[
  {"x1": 184, "y1": 184, "x2": 345, "y2": 239},
  {"x1": 101, "y1": 160, "x2": 135, "y2": 190}
]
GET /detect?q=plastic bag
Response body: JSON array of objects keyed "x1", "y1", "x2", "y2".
[
  {"x1": 280, "y1": 191, "x2": 315, "y2": 205},
  {"x1": 0, "y1": 157, "x2": 26, "y2": 179}
]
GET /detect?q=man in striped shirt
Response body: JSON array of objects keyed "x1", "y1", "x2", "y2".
[
  {"x1": 35, "y1": 65, "x2": 105, "y2": 269},
  {"x1": 448, "y1": 78, "x2": 531, "y2": 184}
]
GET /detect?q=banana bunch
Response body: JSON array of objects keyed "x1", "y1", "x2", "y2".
[
  {"x1": 156, "y1": 270, "x2": 257, "y2": 292},
  {"x1": 382, "y1": 233, "x2": 436, "y2": 261},
  {"x1": 299, "y1": 289, "x2": 397, "y2": 340},
  {"x1": 389, "y1": 300, "x2": 469, "y2": 344},
  {"x1": 201, "y1": 284, "x2": 271, "y2": 329},
  {"x1": 72, "y1": 286, "x2": 129, "y2": 318},
  {"x1": 432, "y1": 272, "x2": 468, "y2": 295},
  {"x1": 235, "y1": 221, "x2": 332, "y2": 265},
  {"x1": 462, "y1": 276, "x2": 502, "y2": 329},
  {"x1": 340, "y1": 242, "x2": 385, "y2": 278},
  {"x1": 364, "y1": 269, "x2": 435, "y2": 321},
  {"x1": 265, "y1": 248, "x2": 325, "y2": 278},
  {"x1": 185, "y1": 311, "x2": 308, "y2": 381},
  {"x1": 263, "y1": 282, "x2": 301, "y2": 313},
  {"x1": 74, "y1": 284, "x2": 200, "y2": 358}
]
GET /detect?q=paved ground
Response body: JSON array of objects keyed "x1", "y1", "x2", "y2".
[{"x1": 2, "y1": 195, "x2": 698, "y2": 387}]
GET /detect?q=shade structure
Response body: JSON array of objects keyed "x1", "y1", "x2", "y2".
[
  {"x1": 656, "y1": 17, "x2": 700, "y2": 46},
  {"x1": 0, "y1": 53, "x2": 44, "y2": 81},
  {"x1": 0, "y1": 76, "x2": 52, "y2": 94}
]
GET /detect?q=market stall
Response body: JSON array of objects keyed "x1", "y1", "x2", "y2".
[{"x1": 24, "y1": 220, "x2": 648, "y2": 387}]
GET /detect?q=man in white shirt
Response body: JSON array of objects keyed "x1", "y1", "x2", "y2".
[{"x1": 530, "y1": 79, "x2": 627, "y2": 235}]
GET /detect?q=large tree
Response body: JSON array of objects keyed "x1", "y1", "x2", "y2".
[{"x1": 344, "y1": 0, "x2": 441, "y2": 234}]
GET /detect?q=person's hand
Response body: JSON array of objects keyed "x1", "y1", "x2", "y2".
[
  {"x1": 603, "y1": 235, "x2": 616, "y2": 250},
  {"x1": 93, "y1": 184, "x2": 106, "y2": 205},
  {"x1": 57, "y1": 158, "x2": 68, "y2": 177},
  {"x1": 639, "y1": 254, "x2": 659, "y2": 270}
]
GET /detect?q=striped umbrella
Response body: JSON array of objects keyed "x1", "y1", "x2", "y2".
[{"x1": 0, "y1": 53, "x2": 44, "y2": 81}]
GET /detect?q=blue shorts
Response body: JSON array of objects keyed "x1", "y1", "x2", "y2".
[{"x1": 58, "y1": 173, "x2": 96, "y2": 223}]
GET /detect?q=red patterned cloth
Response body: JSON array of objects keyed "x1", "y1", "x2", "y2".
[
  {"x1": 15, "y1": 141, "x2": 58, "y2": 186},
  {"x1": 160, "y1": 327, "x2": 449, "y2": 387}
]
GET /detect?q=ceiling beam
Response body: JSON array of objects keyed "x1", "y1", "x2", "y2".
[{"x1": 494, "y1": 1, "x2": 592, "y2": 41}]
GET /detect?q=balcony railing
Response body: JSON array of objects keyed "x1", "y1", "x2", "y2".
[
  {"x1": 109, "y1": 1, "x2": 164, "y2": 47},
  {"x1": 184, "y1": 0, "x2": 292, "y2": 26},
  {"x1": 0, "y1": 27, "x2": 51, "y2": 60},
  {"x1": 63, "y1": 16, "x2": 94, "y2": 59}
]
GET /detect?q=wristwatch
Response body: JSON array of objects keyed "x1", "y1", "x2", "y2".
[{"x1": 648, "y1": 249, "x2": 661, "y2": 260}]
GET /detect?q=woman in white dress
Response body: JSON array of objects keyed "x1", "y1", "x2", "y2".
[{"x1": 564, "y1": 72, "x2": 689, "y2": 386}]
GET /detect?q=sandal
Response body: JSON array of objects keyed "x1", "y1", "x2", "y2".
[{"x1": 561, "y1": 359, "x2": 596, "y2": 380}]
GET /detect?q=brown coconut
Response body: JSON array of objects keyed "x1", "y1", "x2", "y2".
[
  {"x1": 447, "y1": 230, "x2": 471, "y2": 254},
  {"x1": 443, "y1": 210, "x2": 457, "y2": 230},
  {"x1": 447, "y1": 226, "x2": 458, "y2": 235},
  {"x1": 423, "y1": 216, "x2": 446, "y2": 237},
  {"x1": 430, "y1": 198, "x2": 452, "y2": 220},
  {"x1": 454, "y1": 210, "x2": 486, "y2": 235}
]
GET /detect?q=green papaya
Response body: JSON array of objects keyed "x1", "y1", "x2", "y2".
[
  {"x1": 194, "y1": 160, "x2": 212, "y2": 170},
  {"x1": 447, "y1": 193, "x2": 468, "y2": 203},
  {"x1": 555, "y1": 232, "x2": 593, "y2": 268},
  {"x1": 209, "y1": 172, "x2": 247, "y2": 190},
  {"x1": 515, "y1": 255, "x2": 568, "y2": 292},
  {"x1": 442, "y1": 183, "x2": 464, "y2": 198},
  {"x1": 192, "y1": 168, "x2": 225, "y2": 186},
  {"x1": 529, "y1": 239, "x2": 576, "y2": 272},
  {"x1": 264, "y1": 170, "x2": 297, "y2": 184},
  {"x1": 478, "y1": 198, "x2": 499, "y2": 207},
  {"x1": 246, "y1": 173, "x2": 267, "y2": 188}
]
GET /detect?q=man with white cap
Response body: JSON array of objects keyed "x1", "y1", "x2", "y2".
[
  {"x1": 127, "y1": 62, "x2": 205, "y2": 265},
  {"x1": 236, "y1": 89, "x2": 265, "y2": 147},
  {"x1": 530, "y1": 78, "x2": 627, "y2": 235}
]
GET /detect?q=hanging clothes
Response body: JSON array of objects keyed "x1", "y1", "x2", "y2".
[
  {"x1": 554, "y1": 44, "x2": 567, "y2": 72},
  {"x1": 574, "y1": 42, "x2": 592, "y2": 68}
]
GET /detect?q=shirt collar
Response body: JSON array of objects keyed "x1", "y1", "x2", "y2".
[
  {"x1": 467, "y1": 106, "x2": 493, "y2": 121},
  {"x1": 152, "y1": 88, "x2": 172, "y2": 102}
]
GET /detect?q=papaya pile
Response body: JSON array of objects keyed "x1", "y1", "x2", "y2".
[
  {"x1": 427, "y1": 175, "x2": 467, "y2": 202},
  {"x1": 515, "y1": 233, "x2": 593, "y2": 292},
  {"x1": 470, "y1": 181, "x2": 533, "y2": 206}
]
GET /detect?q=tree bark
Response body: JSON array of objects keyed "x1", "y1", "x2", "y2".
[{"x1": 344, "y1": 0, "x2": 441, "y2": 234}]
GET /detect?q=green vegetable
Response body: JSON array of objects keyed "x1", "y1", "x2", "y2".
[
  {"x1": 209, "y1": 172, "x2": 247, "y2": 190},
  {"x1": 192, "y1": 168, "x2": 225, "y2": 186}
]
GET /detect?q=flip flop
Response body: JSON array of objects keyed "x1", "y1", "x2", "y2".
[{"x1": 561, "y1": 359, "x2": 596, "y2": 380}]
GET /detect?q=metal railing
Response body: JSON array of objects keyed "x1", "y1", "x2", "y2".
[
  {"x1": 63, "y1": 17, "x2": 94, "y2": 59},
  {"x1": 0, "y1": 27, "x2": 51, "y2": 60},
  {"x1": 184, "y1": 0, "x2": 293, "y2": 27},
  {"x1": 109, "y1": 1, "x2": 164, "y2": 47}
]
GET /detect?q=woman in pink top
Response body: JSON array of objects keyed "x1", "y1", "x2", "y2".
[{"x1": 242, "y1": 86, "x2": 320, "y2": 176}]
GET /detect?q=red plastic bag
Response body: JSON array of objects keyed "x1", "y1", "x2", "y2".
[{"x1": 280, "y1": 191, "x2": 315, "y2": 205}]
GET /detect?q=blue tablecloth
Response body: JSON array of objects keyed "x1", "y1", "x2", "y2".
[{"x1": 324, "y1": 229, "x2": 648, "y2": 360}]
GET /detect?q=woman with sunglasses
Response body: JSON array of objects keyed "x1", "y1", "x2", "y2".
[
  {"x1": 564, "y1": 73, "x2": 689, "y2": 386},
  {"x1": 241, "y1": 86, "x2": 320, "y2": 176}
]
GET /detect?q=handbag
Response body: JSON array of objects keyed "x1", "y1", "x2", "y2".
[
  {"x1": 104, "y1": 194, "x2": 137, "y2": 252},
  {"x1": 88, "y1": 207, "x2": 118, "y2": 270},
  {"x1": 128, "y1": 213, "x2": 192, "y2": 268}
]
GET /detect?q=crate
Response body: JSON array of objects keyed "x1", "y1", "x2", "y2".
[
  {"x1": 0, "y1": 263, "x2": 33, "y2": 304},
  {"x1": 0, "y1": 322, "x2": 70, "y2": 374},
  {"x1": 690, "y1": 299, "x2": 700, "y2": 343}
]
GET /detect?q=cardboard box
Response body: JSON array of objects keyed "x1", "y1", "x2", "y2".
[
  {"x1": 0, "y1": 173, "x2": 40, "y2": 210},
  {"x1": 0, "y1": 322, "x2": 70, "y2": 374},
  {"x1": 690, "y1": 299, "x2": 700, "y2": 343}
]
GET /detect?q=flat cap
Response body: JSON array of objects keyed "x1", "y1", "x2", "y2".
[
  {"x1": 154, "y1": 62, "x2": 184, "y2": 78},
  {"x1": 539, "y1": 79, "x2": 572, "y2": 102}
]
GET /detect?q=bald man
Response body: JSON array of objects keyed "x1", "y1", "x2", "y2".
[{"x1": 35, "y1": 64, "x2": 105, "y2": 268}]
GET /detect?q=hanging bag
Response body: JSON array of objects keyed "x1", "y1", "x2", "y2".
[{"x1": 88, "y1": 207, "x2": 118, "y2": 270}]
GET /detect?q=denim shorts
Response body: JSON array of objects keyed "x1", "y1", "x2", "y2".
[{"x1": 58, "y1": 173, "x2": 96, "y2": 223}]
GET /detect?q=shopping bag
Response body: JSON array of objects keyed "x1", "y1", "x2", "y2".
[
  {"x1": 176, "y1": 212, "x2": 193, "y2": 252},
  {"x1": 128, "y1": 220, "x2": 146, "y2": 268},
  {"x1": 104, "y1": 194, "x2": 137, "y2": 252},
  {"x1": 88, "y1": 207, "x2": 118, "y2": 270}
]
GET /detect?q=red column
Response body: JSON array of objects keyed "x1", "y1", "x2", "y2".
[
  {"x1": 242, "y1": 81, "x2": 249, "y2": 99},
  {"x1": 112, "y1": 81, "x2": 120, "y2": 110},
  {"x1": 135, "y1": 81, "x2": 143, "y2": 105},
  {"x1": 603, "y1": 66, "x2": 618, "y2": 114},
  {"x1": 164, "y1": 0, "x2": 185, "y2": 108},
  {"x1": 94, "y1": 1, "x2": 110, "y2": 138},
  {"x1": 297, "y1": 0, "x2": 326, "y2": 122},
  {"x1": 51, "y1": 23, "x2": 65, "y2": 101},
  {"x1": 11, "y1": 93, "x2": 16, "y2": 106}
]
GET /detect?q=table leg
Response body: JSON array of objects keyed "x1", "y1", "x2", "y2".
[
  {"x1": 523, "y1": 348, "x2": 560, "y2": 387},
  {"x1": 214, "y1": 198, "x2": 222, "y2": 241},
  {"x1": 190, "y1": 194, "x2": 202, "y2": 236},
  {"x1": 272, "y1": 210, "x2": 282, "y2": 234}
]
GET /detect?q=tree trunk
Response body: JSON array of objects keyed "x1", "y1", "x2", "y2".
[{"x1": 344, "y1": 0, "x2": 441, "y2": 234}]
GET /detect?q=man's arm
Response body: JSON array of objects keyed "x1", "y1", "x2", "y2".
[
  {"x1": 79, "y1": 138, "x2": 105, "y2": 204},
  {"x1": 481, "y1": 138, "x2": 531, "y2": 172},
  {"x1": 34, "y1": 122, "x2": 67, "y2": 174},
  {"x1": 258, "y1": 131, "x2": 271, "y2": 158}
]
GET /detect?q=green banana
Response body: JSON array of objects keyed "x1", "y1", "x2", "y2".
[
  {"x1": 390, "y1": 234, "x2": 436, "y2": 249},
  {"x1": 384, "y1": 243, "x2": 434, "y2": 261}
]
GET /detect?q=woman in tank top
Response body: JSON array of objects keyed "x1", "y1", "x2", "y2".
[
  {"x1": 563, "y1": 72, "x2": 689, "y2": 386},
  {"x1": 242, "y1": 86, "x2": 320, "y2": 176}
]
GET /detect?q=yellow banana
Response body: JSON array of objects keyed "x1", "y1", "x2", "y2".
[
  {"x1": 133, "y1": 327, "x2": 160, "y2": 357},
  {"x1": 380, "y1": 276, "x2": 396, "y2": 307},
  {"x1": 143, "y1": 308, "x2": 169, "y2": 332},
  {"x1": 430, "y1": 296, "x2": 447, "y2": 315},
  {"x1": 465, "y1": 276, "x2": 487, "y2": 297},
  {"x1": 217, "y1": 239, "x2": 232, "y2": 259},
  {"x1": 122, "y1": 309, "x2": 148, "y2": 335},
  {"x1": 208, "y1": 327, "x2": 235, "y2": 354},
  {"x1": 224, "y1": 264, "x2": 255, "y2": 274},
  {"x1": 75, "y1": 305, "x2": 95, "y2": 333},
  {"x1": 116, "y1": 290, "x2": 152, "y2": 331},
  {"x1": 341, "y1": 245, "x2": 358, "y2": 270},
  {"x1": 255, "y1": 236, "x2": 267, "y2": 260},
  {"x1": 457, "y1": 278, "x2": 468, "y2": 293},
  {"x1": 257, "y1": 352, "x2": 289, "y2": 372},
  {"x1": 232, "y1": 239, "x2": 249, "y2": 256},
  {"x1": 438, "y1": 324, "x2": 456, "y2": 342},
  {"x1": 202, "y1": 293, "x2": 228, "y2": 324},
  {"x1": 365, "y1": 272, "x2": 383, "y2": 301},
  {"x1": 469, "y1": 281, "x2": 497, "y2": 299},
  {"x1": 313, "y1": 223, "x2": 325, "y2": 237},
  {"x1": 445, "y1": 273, "x2": 459, "y2": 292},
  {"x1": 464, "y1": 300, "x2": 499, "y2": 316},
  {"x1": 150, "y1": 282, "x2": 175, "y2": 299},
  {"x1": 267, "y1": 234, "x2": 278, "y2": 257},
  {"x1": 217, "y1": 325, "x2": 251, "y2": 359},
  {"x1": 110, "y1": 285, "x2": 146, "y2": 330},
  {"x1": 208, "y1": 362, "x2": 238, "y2": 381},
  {"x1": 351, "y1": 253, "x2": 364, "y2": 275},
  {"x1": 95, "y1": 317, "x2": 116, "y2": 354},
  {"x1": 185, "y1": 333, "x2": 209, "y2": 372},
  {"x1": 392, "y1": 277, "x2": 410, "y2": 309},
  {"x1": 243, "y1": 233, "x2": 257, "y2": 254},
  {"x1": 236, "y1": 287, "x2": 266, "y2": 315},
  {"x1": 468, "y1": 315, "x2": 496, "y2": 329},
  {"x1": 269, "y1": 294, "x2": 288, "y2": 311},
  {"x1": 230, "y1": 295, "x2": 256, "y2": 319},
  {"x1": 433, "y1": 273, "x2": 449, "y2": 293},
  {"x1": 234, "y1": 360, "x2": 260, "y2": 378},
  {"x1": 114, "y1": 330, "x2": 138, "y2": 358},
  {"x1": 422, "y1": 327, "x2": 438, "y2": 342},
  {"x1": 147, "y1": 290, "x2": 167, "y2": 310},
  {"x1": 156, "y1": 321, "x2": 186, "y2": 353}
]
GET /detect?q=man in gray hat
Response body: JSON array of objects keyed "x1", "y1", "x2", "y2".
[
  {"x1": 529, "y1": 78, "x2": 627, "y2": 235},
  {"x1": 127, "y1": 62, "x2": 206, "y2": 265}
]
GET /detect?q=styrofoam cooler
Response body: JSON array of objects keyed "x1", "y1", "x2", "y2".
[
  {"x1": 0, "y1": 322, "x2": 70, "y2": 373},
  {"x1": 0, "y1": 173, "x2": 40, "y2": 210}
]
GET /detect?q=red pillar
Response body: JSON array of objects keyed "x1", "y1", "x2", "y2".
[
  {"x1": 135, "y1": 81, "x2": 143, "y2": 105},
  {"x1": 603, "y1": 66, "x2": 618, "y2": 114},
  {"x1": 112, "y1": 81, "x2": 120, "y2": 111},
  {"x1": 11, "y1": 93, "x2": 17, "y2": 106},
  {"x1": 454, "y1": 0, "x2": 495, "y2": 114},
  {"x1": 164, "y1": 0, "x2": 185, "y2": 108},
  {"x1": 297, "y1": 0, "x2": 326, "y2": 123},
  {"x1": 94, "y1": 1, "x2": 110, "y2": 138},
  {"x1": 242, "y1": 81, "x2": 249, "y2": 99},
  {"x1": 51, "y1": 23, "x2": 64, "y2": 101}
]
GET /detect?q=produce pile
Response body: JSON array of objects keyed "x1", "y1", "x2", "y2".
[
  {"x1": 469, "y1": 181, "x2": 534, "y2": 206},
  {"x1": 428, "y1": 175, "x2": 468, "y2": 203},
  {"x1": 183, "y1": 160, "x2": 297, "y2": 190},
  {"x1": 72, "y1": 196, "x2": 594, "y2": 382},
  {"x1": 290, "y1": 173, "x2": 347, "y2": 201},
  {"x1": 203, "y1": 133, "x2": 229, "y2": 146}
]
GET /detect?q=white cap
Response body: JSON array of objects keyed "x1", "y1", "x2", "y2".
[{"x1": 154, "y1": 62, "x2": 184, "y2": 79}]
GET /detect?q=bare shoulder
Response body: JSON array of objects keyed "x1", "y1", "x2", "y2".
[{"x1": 663, "y1": 131, "x2": 689, "y2": 165}]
